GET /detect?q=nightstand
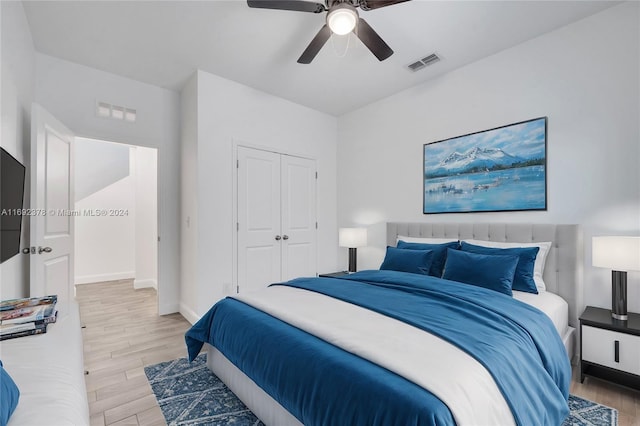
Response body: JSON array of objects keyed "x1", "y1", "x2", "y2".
[
  {"x1": 580, "y1": 306, "x2": 640, "y2": 391},
  {"x1": 319, "y1": 271, "x2": 350, "y2": 278}
]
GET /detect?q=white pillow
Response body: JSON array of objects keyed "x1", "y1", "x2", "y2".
[
  {"x1": 463, "y1": 239, "x2": 552, "y2": 292},
  {"x1": 396, "y1": 235, "x2": 459, "y2": 245}
]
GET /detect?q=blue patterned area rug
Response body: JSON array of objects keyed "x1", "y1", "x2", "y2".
[{"x1": 145, "y1": 354, "x2": 617, "y2": 426}]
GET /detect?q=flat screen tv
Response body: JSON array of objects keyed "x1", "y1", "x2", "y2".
[{"x1": 1, "y1": 147, "x2": 26, "y2": 263}]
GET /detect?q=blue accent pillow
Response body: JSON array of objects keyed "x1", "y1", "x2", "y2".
[
  {"x1": 396, "y1": 240, "x2": 460, "y2": 278},
  {"x1": 380, "y1": 246, "x2": 434, "y2": 276},
  {"x1": 442, "y1": 249, "x2": 519, "y2": 296},
  {"x1": 0, "y1": 360, "x2": 20, "y2": 426},
  {"x1": 460, "y1": 241, "x2": 540, "y2": 294}
]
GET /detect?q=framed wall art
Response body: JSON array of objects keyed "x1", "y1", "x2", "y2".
[{"x1": 423, "y1": 117, "x2": 547, "y2": 214}]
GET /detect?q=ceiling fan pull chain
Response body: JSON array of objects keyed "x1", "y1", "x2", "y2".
[{"x1": 330, "y1": 31, "x2": 352, "y2": 58}]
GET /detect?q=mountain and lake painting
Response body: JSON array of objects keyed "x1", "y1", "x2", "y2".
[{"x1": 423, "y1": 117, "x2": 547, "y2": 214}]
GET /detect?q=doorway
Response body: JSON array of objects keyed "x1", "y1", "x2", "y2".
[{"x1": 73, "y1": 137, "x2": 158, "y2": 306}]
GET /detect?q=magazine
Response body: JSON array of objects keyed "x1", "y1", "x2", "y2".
[
  {"x1": 0, "y1": 295, "x2": 57, "y2": 325},
  {"x1": 0, "y1": 295, "x2": 57, "y2": 311},
  {"x1": 0, "y1": 320, "x2": 45, "y2": 335},
  {"x1": 0, "y1": 323, "x2": 47, "y2": 341}
]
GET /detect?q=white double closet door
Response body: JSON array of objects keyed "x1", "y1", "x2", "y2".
[{"x1": 237, "y1": 146, "x2": 317, "y2": 293}]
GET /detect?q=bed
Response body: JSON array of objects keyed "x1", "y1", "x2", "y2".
[{"x1": 186, "y1": 222, "x2": 582, "y2": 426}]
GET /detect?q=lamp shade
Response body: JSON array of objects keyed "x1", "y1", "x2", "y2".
[
  {"x1": 339, "y1": 228, "x2": 367, "y2": 248},
  {"x1": 593, "y1": 236, "x2": 640, "y2": 271}
]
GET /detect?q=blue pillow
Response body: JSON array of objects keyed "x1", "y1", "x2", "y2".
[
  {"x1": 0, "y1": 360, "x2": 20, "y2": 426},
  {"x1": 396, "y1": 240, "x2": 460, "y2": 278},
  {"x1": 380, "y1": 246, "x2": 434, "y2": 276},
  {"x1": 460, "y1": 241, "x2": 539, "y2": 294},
  {"x1": 442, "y1": 249, "x2": 519, "y2": 296}
]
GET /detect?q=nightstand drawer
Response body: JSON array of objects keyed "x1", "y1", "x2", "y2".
[{"x1": 582, "y1": 325, "x2": 640, "y2": 375}]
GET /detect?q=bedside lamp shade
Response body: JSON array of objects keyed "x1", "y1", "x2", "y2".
[
  {"x1": 593, "y1": 236, "x2": 640, "y2": 320},
  {"x1": 339, "y1": 228, "x2": 367, "y2": 273}
]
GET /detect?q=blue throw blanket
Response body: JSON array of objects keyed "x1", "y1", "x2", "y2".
[{"x1": 186, "y1": 270, "x2": 570, "y2": 426}]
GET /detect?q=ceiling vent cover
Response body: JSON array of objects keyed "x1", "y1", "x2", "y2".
[{"x1": 407, "y1": 53, "x2": 440, "y2": 72}]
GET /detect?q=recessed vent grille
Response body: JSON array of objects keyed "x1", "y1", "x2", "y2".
[{"x1": 407, "y1": 53, "x2": 440, "y2": 72}]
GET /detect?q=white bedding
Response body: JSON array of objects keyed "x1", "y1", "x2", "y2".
[
  {"x1": 0, "y1": 302, "x2": 89, "y2": 426},
  {"x1": 513, "y1": 290, "x2": 568, "y2": 337},
  {"x1": 513, "y1": 289, "x2": 574, "y2": 358},
  {"x1": 235, "y1": 287, "x2": 515, "y2": 426}
]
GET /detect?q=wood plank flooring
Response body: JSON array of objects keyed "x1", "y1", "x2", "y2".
[
  {"x1": 76, "y1": 280, "x2": 190, "y2": 426},
  {"x1": 77, "y1": 279, "x2": 639, "y2": 425}
]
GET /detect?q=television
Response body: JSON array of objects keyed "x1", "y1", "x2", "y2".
[{"x1": 1, "y1": 147, "x2": 26, "y2": 263}]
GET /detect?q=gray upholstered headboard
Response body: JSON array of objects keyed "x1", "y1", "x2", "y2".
[{"x1": 387, "y1": 223, "x2": 584, "y2": 331}]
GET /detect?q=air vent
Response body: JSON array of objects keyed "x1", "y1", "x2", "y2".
[
  {"x1": 407, "y1": 53, "x2": 440, "y2": 72},
  {"x1": 96, "y1": 101, "x2": 136, "y2": 122}
]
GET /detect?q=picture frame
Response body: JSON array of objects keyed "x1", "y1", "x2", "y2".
[{"x1": 423, "y1": 117, "x2": 547, "y2": 214}]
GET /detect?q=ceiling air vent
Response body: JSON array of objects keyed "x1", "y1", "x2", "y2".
[{"x1": 407, "y1": 53, "x2": 440, "y2": 72}]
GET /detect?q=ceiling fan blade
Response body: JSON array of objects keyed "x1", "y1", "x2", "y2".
[
  {"x1": 297, "y1": 24, "x2": 331, "y2": 64},
  {"x1": 359, "y1": 0, "x2": 410, "y2": 11},
  {"x1": 247, "y1": 0, "x2": 325, "y2": 13},
  {"x1": 354, "y1": 18, "x2": 393, "y2": 61}
]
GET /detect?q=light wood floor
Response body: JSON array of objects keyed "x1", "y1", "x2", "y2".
[
  {"x1": 571, "y1": 368, "x2": 640, "y2": 425},
  {"x1": 77, "y1": 280, "x2": 639, "y2": 426},
  {"x1": 76, "y1": 280, "x2": 191, "y2": 426}
]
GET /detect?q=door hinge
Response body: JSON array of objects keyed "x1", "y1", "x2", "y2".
[
  {"x1": 158, "y1": 236, "x2": 160, "y2": 242},
  {"x1": 315, "y1": 171, "x2": 318, "y2": 179},
  {"x1": 236, "y1": 222, "x2": 239, "y2": 231},
  {"x1": 237, "y1": 159, "x2": 239, "y2": 168},
  {"x1": 236, "y1": 285, "x2": 239, "y2": 293},
  {"x1": 315, "y1": 222, "x2": 318, "y2": 229}
]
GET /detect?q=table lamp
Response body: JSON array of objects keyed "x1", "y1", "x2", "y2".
[
  {"x1": 339, "y1": 228, "x2": 367, "y2": 273},
  {"x1": 592, "y1": 236, "x2": 640, "y2": 320}
]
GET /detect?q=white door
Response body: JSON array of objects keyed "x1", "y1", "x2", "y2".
[
  {"x1": 30, "y1": 104, "x2": 75, "y2": 316},
  {"x1": 281, "y1": 155, "x2": 316, "y2": 281},
  {"x1": 237, "y1": 147, "x2": 317, "y2": 293},
  {"x1": 237, "y1": 147, "x2": 281, "y2": 293}
]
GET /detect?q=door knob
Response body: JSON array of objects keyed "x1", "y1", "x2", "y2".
[
  {"x1": 282, "y1": 235, "x2": 289, "y2": 240},
  {"x1": 275, "y1": 235, "x2": 281, "y2": 241},
  {"x1": 38, "y1": 246, "x2": 52, "y2": 254}
]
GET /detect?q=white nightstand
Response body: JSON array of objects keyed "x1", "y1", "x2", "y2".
[{"x1": 580, "y1": 306, "x2": 640, "y2": 391}]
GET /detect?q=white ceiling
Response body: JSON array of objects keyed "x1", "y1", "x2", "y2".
[{"x1": 22, "y1": 0, "x2": 618, "y2": 116}]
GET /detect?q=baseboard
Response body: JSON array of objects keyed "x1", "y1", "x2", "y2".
[
  {"x1": 180, "y1": 302, "x2": 200, "y2": 325},
  {"x1": 75, "y1": 271, "x2": 135, "y2": 285},
  {"x1": 134, "y1": 278, "x2": 157, "y2": 290},
  {"x1": 158, "y1": 302, "x2": 179, "y2": 316}
]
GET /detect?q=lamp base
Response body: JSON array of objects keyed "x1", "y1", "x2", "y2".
[
  {"x1": 348, "y1": 247, "x2": 357, "y2": 273},
  {"x1": 611, "y1": 270, "x2": 628, "y2": 321}
]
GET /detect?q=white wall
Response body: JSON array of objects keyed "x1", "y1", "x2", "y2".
[
  {"x1": 180, "y1": 74, "x2": 198, "y2": 321},
  {"x1": 337, "y1": 3, "x2": 640, "y2": 311},
  {"x1": 0, "y1": 2, "x2": 35, "y2": 299},
  {"x1": 133, "y1": 146, "x2": 158, "y2": 290},
  {"x1": 34, "y1": 53, "x2": 180, "y2": 314},
  {"x1": 74, "y1": 137, "x2": 134, "y2": 284},
  {"x1": 75, "y1": 175, "x2": 136, "y2": 284},
  {"x1": 180, "y1": 70, "x2": 338, "y2": 320},
  {"x1": 75, "y1": 137, "x2": 129, "y2": 200}
]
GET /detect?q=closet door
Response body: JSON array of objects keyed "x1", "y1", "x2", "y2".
[
  {"x1": 237, "y1": 147, "x2": 281, "y2": 293},
  {"x1": 281, "y1": 155, "x2": 317, "y2": 281}
]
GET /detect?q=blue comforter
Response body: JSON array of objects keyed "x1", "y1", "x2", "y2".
[{"x1": 186, "y1": 270, "x2": 570, "y2": 426}]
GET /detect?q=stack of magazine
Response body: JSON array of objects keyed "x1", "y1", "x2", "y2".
[{"x1": 0, "y1": 295, "x2": 58, "y2": 340}]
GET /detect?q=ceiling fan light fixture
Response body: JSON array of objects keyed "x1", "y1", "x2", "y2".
[{"x1": 327, "y1": 4, "x2": 358, "y2": 35}]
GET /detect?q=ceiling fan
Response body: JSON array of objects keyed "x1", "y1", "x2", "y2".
[{"x1": 247, "y1": 0, "x2": 410, "y2": 64}]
